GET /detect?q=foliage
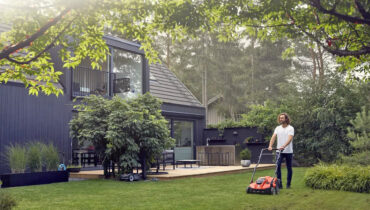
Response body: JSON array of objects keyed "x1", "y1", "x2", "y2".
[
  {"x1": 26, "y1": 142, "x2": 43, "y2": 172},
  {"x1": 341, "y1": 106, "x2": 370, "y2": 165},
  {"x1": 0, "y1": 192, "x2": 17, "y2": 210},
  {"x1": 69, "y1": 95, "x2": 110, "y2": 166},
  {"x1": 70, "y1": 93, "x2": 174, "y2": 178},
  {"x1": 207, "y1": 119, "x2": 242, "y2": 130},
  {"x1": 240, "y1": 148, "x2": 251, "y2": 160},
  {"x1": 289, "y1": 74, "x2": 370, "y2": 166},
  {"x1": 240, "y1": 101, "x2": 289, "y2": 141},
  {"x1": 209, "y1": 0, "x2": 370, "y2": 80},
  {"x1": 304, "y1": 163, "x2": 370, "y2": 193},
  {"x1": 5, "y1": 144, "x2": 27, "y2": 173},
  {"x1": 1, "y1": 0, "x2": 368, "y2": 96},
  {"x1": 205, "y1": 74, "x2": 369, "y2": 166},
  {"x1": 41, "y1": 143, "x2": 60, "y2": 171},
  {"x1": 66, "y1": 165, "x2": 81, "y2": 169}
]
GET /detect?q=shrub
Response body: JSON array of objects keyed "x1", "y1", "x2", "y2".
[
  {"x1": 27, "y1": 142, "x2": 42, "y2": 172},
  {"x1": 5, "y1": 144, "x2": 27, "y2": 173},
  {"x1": 41, "y1": 143, "x2": 60, "y2": 171},
  {"x1": 304, "y1": 163, "x2": 370, "y2": 193},
  {"x1": 341, "y1": 106, "x2": 370, "y2": 166},
  {"x1": 240, "y1": 148, "x2": 251, "y2": 160},
  {"x1": 0, "y1": 192, "x2": 17, "y2": 210}
]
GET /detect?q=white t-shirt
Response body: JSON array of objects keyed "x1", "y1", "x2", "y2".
[{"x1": 273, "y1": 125, "x2": 294, "y2": 153}]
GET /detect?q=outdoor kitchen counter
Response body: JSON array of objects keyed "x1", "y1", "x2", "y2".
[{"x1": 196, "y1": 145, "x2": 235, "y2": 166}]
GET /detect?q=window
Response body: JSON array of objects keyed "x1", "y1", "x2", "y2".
[
  {"x1": 112, "y1": 48, "x2": 143, "y2": 98},
  {"x1": 72, "y1": 43, "x2": 144, "y2": 98},
  {"x1": 72, "y1": 58, "x2": 109, "y2": 97},
  {"x1": 173, "y1": 120, "x2": 194, "y2": 147}
]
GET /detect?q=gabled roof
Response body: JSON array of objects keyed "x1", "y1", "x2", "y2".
[{"x1": 149, "y1": 63, "x2": 203, "y2": 108}]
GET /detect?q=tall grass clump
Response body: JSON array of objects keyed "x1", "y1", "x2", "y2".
[
  {"x1": 0, "y1": 192, "x2": 17, "y2": 210},
  {"x1": 26, "y1": 142, "x2": 43, "y2": 172},
  {"x1": 304, "y1": 163, "x2": 370, "y2": 193},
  {"x1": 5, "y1": 144, "x2": 27, "y2": 173},
  {"x1": 41, "y1": 143, "x2": 60, "y2": 171}
]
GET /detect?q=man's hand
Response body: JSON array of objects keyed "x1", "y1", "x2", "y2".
[
  {"x1": 279, "y1": 146, "x2": 285, "y2": 151},
  {"x1": 268, "y1": 146, "x2": 273, "y2": 151}
]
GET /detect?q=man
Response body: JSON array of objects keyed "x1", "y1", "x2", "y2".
[{"x1": 268, "y1": 113, "x2": 294, "y2": 189}]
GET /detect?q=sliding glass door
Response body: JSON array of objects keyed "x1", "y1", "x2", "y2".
[{"x1": 172, "y1": 120, "x2": 194, "y2": 161}]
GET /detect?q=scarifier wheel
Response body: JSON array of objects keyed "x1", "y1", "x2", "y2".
[
  {"x1": 275, "y1": 184, "x2": 280, "y2": 194},
  {"x1": 128, "y1": 174, "x2": 134, "y2": 182},
  {"x1": 271, "y1": 187, "x2": 276, "y2": 195}
]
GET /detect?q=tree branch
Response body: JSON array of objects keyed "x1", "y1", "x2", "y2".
[
  {"x1": 5, "y1": 16, "x2": 76, "y2": 65},
  {"x1": 0, "y1": 7, "x2": 71, "y2": 61},
  {"x1": 309, "y1": 0, "x2": 370, "y2": 25},
  {"x1": 354, "y1": 0, "x2": 370, "y2": 19},
  {"x1": 302, "y1": 29, "x2": 370, "y2": 56}
]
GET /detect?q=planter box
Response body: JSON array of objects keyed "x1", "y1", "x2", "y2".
[
  {"x1": 67, "y1": 168, "x2": 81, "y2": 173},
  {"x1": 0, "y1": 171, "x2": 69, "y2": 188}
]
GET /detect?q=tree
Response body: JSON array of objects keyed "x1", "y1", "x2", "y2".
[
  {"x1": 342, "y1": 106, "x2": 370, "y2": 165},
  {"x1": 70, "y1": 93, "x2": 174, "y2": 178},
  {"x1": 1, "y1": 0, "x2": 369, "y2": 96},
  {"x1": 69, "y1": 95, "x2": 111, "y2": 175}
]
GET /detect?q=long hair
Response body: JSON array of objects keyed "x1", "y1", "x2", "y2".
[{"x1": 277, "y1": 113, "x2": 291, "y2": 125}]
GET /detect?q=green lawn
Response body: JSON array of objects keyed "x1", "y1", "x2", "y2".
[{"x1": 1, "y1": 168, "x2": 369, "y2": 210}]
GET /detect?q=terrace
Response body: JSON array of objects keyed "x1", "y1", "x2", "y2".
[{"x1": 69, "y1": 164, "x2": 276, "y2": 180}]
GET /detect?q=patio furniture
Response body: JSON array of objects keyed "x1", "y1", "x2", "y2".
[
  {"x1": 156, "y1": 150, "x2": 175, "y2": 173},
  {"x1": 81, "y1": 151, "x2": 98, "y2": 167},
  {"x1": 176, "y1": 160, "x2": 201, "y2": 168}
]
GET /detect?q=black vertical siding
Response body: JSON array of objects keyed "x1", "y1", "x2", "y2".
[{"x1": 0, "y1": 83, "x2": 73, "y2": 174}]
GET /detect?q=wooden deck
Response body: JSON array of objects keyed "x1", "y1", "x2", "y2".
[{"x1": 69, "y1": 164, "x2": 276, "y2": 180}]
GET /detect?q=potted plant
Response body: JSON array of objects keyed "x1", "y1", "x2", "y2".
[
  {"x1": 240, "y1": 148, "x2": 251, "y2": 167},
  {"x1": 67, "y1": 165, "x2": 82, "y2": 173}
]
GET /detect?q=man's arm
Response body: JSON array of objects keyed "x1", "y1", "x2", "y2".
[
  {"x1": 279, "y1": 135, "x2": 293, "y2": 150},
  {"x1": 268, "y1": 133, "x2": 277, "y2": 151}
]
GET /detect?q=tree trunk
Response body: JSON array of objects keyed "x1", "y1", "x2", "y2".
[
  {"x1": 141, "y1": 156, "x2": 147, "y2": 180},
  {"x1": 309, "y1": 47, "x2": 317, "y2": 81},
  {"x1": 317, "y1": 44, "x2": 325, "y2": 85}
]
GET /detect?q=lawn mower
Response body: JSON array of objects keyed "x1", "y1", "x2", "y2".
[{"x1": 246, "y1": 148, "x2": 282, "y2": 195}]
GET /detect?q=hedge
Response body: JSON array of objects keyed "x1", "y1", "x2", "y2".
[{"x1": 304, "y1": 164, "x2": 370, "y2": 193}]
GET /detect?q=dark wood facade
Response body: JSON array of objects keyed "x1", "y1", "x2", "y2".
[{"x1": 0, "y1": 36, "x2": 205, "y2": 173}]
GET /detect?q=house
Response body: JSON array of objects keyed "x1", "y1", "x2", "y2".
[
  {"x1": 206, "y1": 94, "x2": 225, "y2": 125},
  {"x1": 0, "y1": 25, "x2": 205, "y2": 173}
]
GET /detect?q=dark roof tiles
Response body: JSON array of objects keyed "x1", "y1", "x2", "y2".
[{"x1": 149, "y1": 63, "x2": 203, "y2": 108}]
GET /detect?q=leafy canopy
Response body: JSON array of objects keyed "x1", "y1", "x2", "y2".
[{"x1": 1, "y1": 0, "x2": 369, "y2": 96}]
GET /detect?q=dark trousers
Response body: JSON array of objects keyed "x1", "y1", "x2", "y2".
[{"x1": 276, "y1": 153, "x2": 293, "y2": 187}]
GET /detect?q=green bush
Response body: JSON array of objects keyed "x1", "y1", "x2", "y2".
[
  {"x1": 27, "y1": 142, "x2": 42, "y2": 172},
  {"x1": 341, "y1": 106, "x2": 370, "y2": 166},
  {"x1": 41, "y1": 143, "x2": 60, "y2": 171},
  {"x1": 5, "y1": 144, "x2": 27, "y2": 173},
  {"x1": 0, "y1": 192, "x2": 17, "y2": 210},
  {"x1": 240, "y1": 148, "x2": 251, "y2": 160},
  {"x1": 304, "y1": 163, "x2": 370, "y2": 193}
]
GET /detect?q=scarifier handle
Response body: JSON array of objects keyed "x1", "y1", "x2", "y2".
[{"x1": 250, "y1": 148, "x2": 282, "y2": 184}]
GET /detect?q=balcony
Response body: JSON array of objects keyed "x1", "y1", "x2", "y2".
[{"x1": 72, "y1": 66, "x2": 110, "y2": 97}]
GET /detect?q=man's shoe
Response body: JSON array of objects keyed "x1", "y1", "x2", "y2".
[{"x1": 286, "y1": 185, "x2": 291, "y2": 189}]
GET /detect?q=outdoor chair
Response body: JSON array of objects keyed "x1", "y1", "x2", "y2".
[
  {"x1": 81, "y1": 151, "x2": 98, "y2": 167},
  {"x1": 156, "y1": 150, "x2": 175, "y2": 173}
]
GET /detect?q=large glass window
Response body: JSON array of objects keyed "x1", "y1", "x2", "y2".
[
  {"x1": 112, "y1": 48, "x2": 143, "y2": 98},
  {"x1": 72, "y1": 58, "x2": 109, "y2": 97},
  {"x1": 173, "y1": 121, "x2": 194, "y2": 147}
]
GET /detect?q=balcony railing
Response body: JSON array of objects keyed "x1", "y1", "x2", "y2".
[{"x1": 72, "y1": 66, "x2": 110, "y2": 97}]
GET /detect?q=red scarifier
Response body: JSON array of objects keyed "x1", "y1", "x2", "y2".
[{"x1": 246, "y1": 148, "x2": 282, "y2": 195}]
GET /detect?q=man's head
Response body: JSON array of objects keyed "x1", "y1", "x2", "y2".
[{"x1": 277, "y1": 113, "x2": 291, "y2": 125}]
